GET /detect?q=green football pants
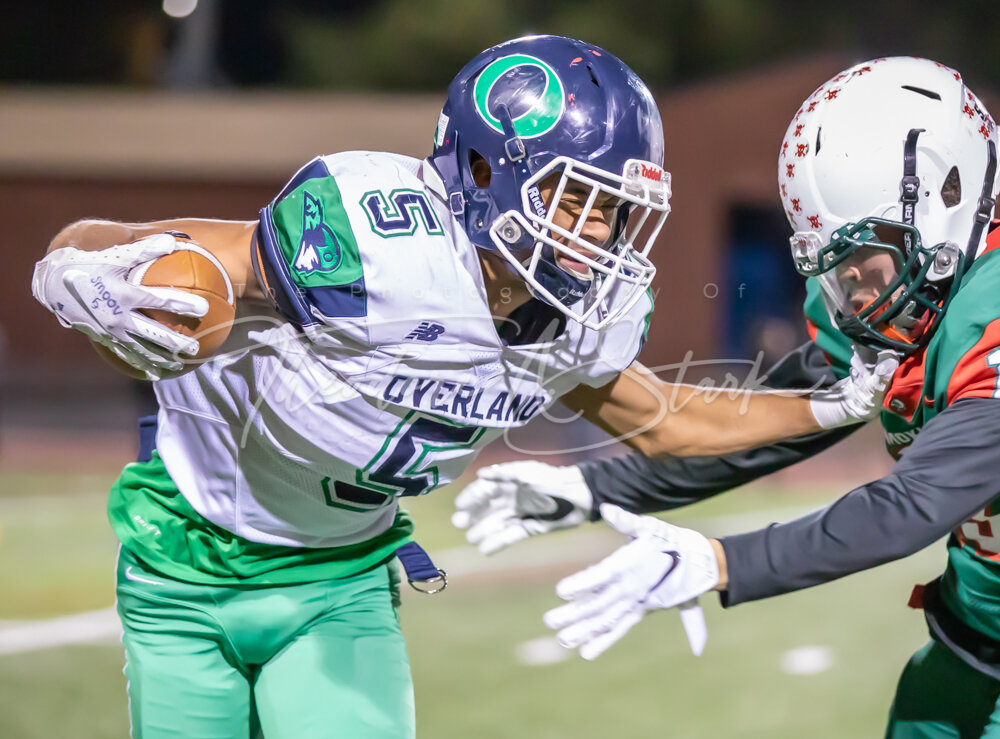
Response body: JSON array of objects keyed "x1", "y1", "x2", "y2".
[
  {"x1": 886, "y1": 640, "x2": 1000, "y2": 738},
  {"x1": 115, "y1": 547, "x2": 414, "y2": 739}
]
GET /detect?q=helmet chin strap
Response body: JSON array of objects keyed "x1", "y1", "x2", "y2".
[
  {"x1": 495, "y1": 102, "x2": 596, "y2": 309},
  {"x1": 495, "y1": 103, "x2": 533, "y2": 210},
  {"x1": 964, "y1": 138, "x2": 998, "y2": 268},
  {"x1": 900, "y1": 128, "x2": 925, "y2": 238},
  {"x1": 881, "y1": 128, "x2": 927, "y2": 338}
]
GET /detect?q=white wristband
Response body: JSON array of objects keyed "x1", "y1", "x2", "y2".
[{"x1": 809, "y1": 392, "x2": 849, "y2": 429}]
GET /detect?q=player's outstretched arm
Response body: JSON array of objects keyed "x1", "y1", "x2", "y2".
[
  {"x1": 578, "y1": 340, "x2": 860, "y2": 513},
  {"x1": 34, "y1": 218, "x2": 258, "y2": 380},
  {"x1": 546, "y1": 397, "x2": 1000, "y2": 659},
  {"x1": 454, "y1": 341, "x2": 861, "y2": 555},
  {"x1": 561, "y1": 350, "x2": 896, "y2": 458}
]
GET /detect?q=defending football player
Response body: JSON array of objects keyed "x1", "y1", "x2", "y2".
[
  {"x1": 32, "y1": 37, "x2": 889, "y2": 738},
  {"x1": 455, "y1": 58, "x2": 1000, "y2": 736}
]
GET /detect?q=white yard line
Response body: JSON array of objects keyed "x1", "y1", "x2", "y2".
[
  {"x1": 0, "y1": 607, "x2": 120, "y2": 655},
  {"x1": 0, "y1": 504, "x2": 818, "y2": 656}
]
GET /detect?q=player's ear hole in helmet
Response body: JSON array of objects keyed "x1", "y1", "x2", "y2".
[
  {"x1": 470, "y1": 152, "x2": 491, "y2": 188},
  {"x1": 428, "y1": 34, "x2": 672, "y2": 331}
]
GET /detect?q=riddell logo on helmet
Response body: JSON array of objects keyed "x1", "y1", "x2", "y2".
[
  {"x1": 640, "y1": 164, "x2": 663, "y2": 181},
  {"x1": 527, "y1": 185, "x2": 546, "y2": 218}
]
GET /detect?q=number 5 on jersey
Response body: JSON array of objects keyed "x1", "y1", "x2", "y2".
[
  {"x1": 361, "y1": 189, "x2": 444, "y2": 238},
  {"x1": 322, "y1": 411, "x2": 484, "y2": 512}
]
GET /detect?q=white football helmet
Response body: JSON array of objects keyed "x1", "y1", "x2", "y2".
[{"x1": 779, "y1": 57, "x2": 999, "y2": 352}]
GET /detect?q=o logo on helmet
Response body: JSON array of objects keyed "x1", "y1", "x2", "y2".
[{"x1": 473, "y1": 54, "x2": 565, "y2": 139}]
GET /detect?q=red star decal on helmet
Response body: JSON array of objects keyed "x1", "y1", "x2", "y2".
[
  {"x1": 964, "y1": 104, "x2": 976, "y2": 118},
  {"x1": 795, "y1": 107, "x2": 804, "y2": 121},
  {"x1": 781, "y1": 184, "x2": 788, "y2": 198},
  {"x1": 825, "y1": 88, "x2": 840, "y2": 100},
  {"x1": 791, "y1": 198, "x2": 802, "y2": 212},
  {"x1": 781, "y1": 141, "x2": 789, "y2": 158},
  {"x1": 808, "y1": 215, "x2": 822, "y2": 229},
  {"x1": 857, "y1": 66, "x2": 872, "y2": 75},
  {"x1": 796, "y1": 143, "x2": 808, "y2": 157},
  {"x1": 934, "y1": 61, "x2": 946, "y2": 69},
  {"x1": 954, "y1": 72, "x2": 962, "y2": 81},
  {"x1": 981, "y1": 124, "x2": 991, "y2": 139},
  {"x1": 832, "y1": 73, "x2": 847, "y2": 82},
  {"x1": 968, "y1": 91, "x2": 976, "y2": 102},
  {"x1": 786, "y1": 163, "x2": 796, "y2": 178},
  {"x1": 807, "y1": 101, "x2": 819, "y2": 113},
  {"x1": 794, "y1": 124, "x2": 804, "y2": 137}
]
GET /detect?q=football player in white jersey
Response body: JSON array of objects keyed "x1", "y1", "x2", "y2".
[{"x1": 31, "y1": 35, "x2": 892, "y2": 739}]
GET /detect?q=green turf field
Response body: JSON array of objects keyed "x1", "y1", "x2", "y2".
[{"x1": 0, "y1": 468, "x2": 942, "y2": 738}]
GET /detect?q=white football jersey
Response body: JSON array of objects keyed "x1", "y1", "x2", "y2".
[{"x1": 153, "y1": 152, "x2": 652, "y2": 548}]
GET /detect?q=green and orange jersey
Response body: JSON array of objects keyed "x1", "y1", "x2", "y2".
[{"x1": 805, "y1": 220, "x2": 1000, "y2": 639}]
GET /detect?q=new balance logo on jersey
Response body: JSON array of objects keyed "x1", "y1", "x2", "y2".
[{"x1": 405, "y1": 322, "x2": 446, "y2": 342}]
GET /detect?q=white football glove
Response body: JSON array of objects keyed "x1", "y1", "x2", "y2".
[
  {"x1": 452, "y1": 461, "x2": 592, "y2": 555},
  {"x1": 32, "y1": 233, "x2": 209, "y2": 381},
  {"x1": 544, "y1": 503, "x2": 718, "y2": 660},
  {"x1": 809, "y1": 348, "x2": 899, "y2": 429}
]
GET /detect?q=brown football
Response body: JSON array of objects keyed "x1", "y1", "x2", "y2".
[{"x1": 93, "y1": 237, "x2": 235, "y2": 380}]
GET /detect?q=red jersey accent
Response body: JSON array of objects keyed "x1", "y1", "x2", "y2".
[
  {"x1": 944, "y1": 316, "x2": 1000, "y2": 405},
  {"x1": 883, "y1": 349, "x2": 927, "y2": 421},
  {"x1": 956, "y1": 510, "x2": 1000, "y2": 560},
  {"x1": 943, "y1": 225, "x2": 1000, "y2": 404}
]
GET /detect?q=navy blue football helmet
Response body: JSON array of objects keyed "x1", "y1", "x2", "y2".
[{"x1": 428, "y1": 35, "x2": 671, "y2": 329}]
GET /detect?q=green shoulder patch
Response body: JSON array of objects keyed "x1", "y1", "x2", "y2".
[{"x1": 270, "y1": 176, "x2": 363, "y2": 289}]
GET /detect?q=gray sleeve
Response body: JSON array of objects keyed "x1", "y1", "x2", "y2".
[
  {"x1": 578, "y1": 341, "x2": 859, "y2": 518},
  {"x1": 720, "y1": 397, "x2": 1000, "y2": 607}
]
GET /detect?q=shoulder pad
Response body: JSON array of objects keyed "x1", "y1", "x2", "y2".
[
  {"x1": 255, "y1": 156, "x2": 369, "y2": 329},
  {"x1": 932, "y1": 249, "x2": 1000, "y2": 405}
]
